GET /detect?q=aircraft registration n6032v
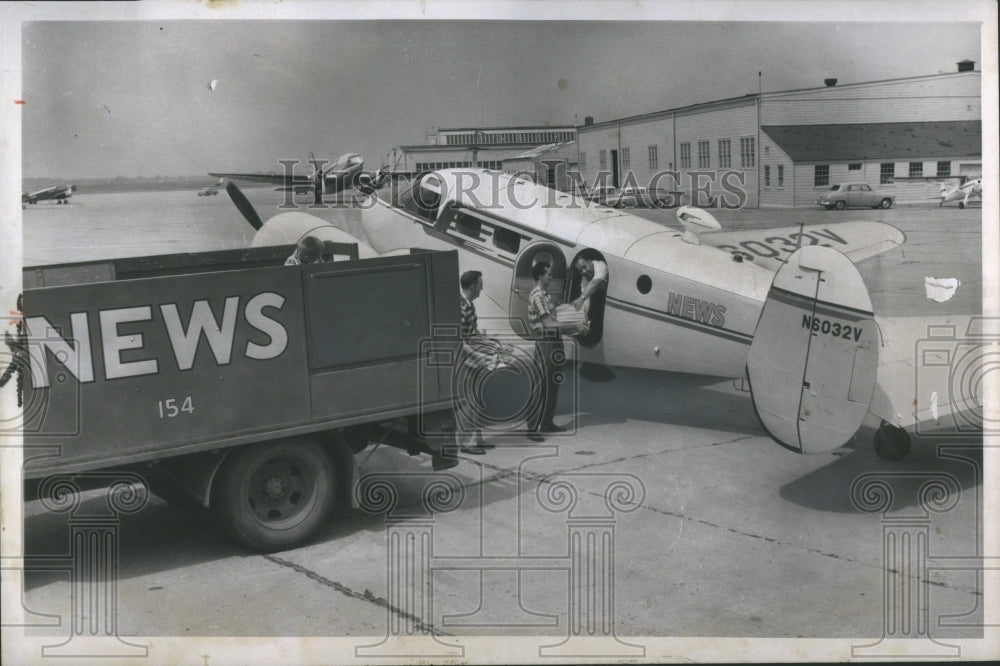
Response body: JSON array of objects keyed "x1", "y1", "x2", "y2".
[{"x1": 220, "y1": 166, "x2": 913, "y2": 460}]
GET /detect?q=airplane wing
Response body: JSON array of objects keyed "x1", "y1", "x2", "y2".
[
  {"x1": 700, "y1": 220, "x2": 906, "y2": 271},
  {"x1": 209, "y1": 172, "x2": 314, "y2": 188}
]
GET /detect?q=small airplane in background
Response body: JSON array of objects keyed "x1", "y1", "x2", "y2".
[
  {"x1": 211, "y1": 152, "x2": 366, "y2": 205},
  {"x1": 219, "y1": 164, "x2": 925, "y2": 462},
  {"x1": 935, "y1": 175, "x2": 982, "y2": 209},
  {"x1": 22, "y1": 184, "x2": 74, "y2": 206}
]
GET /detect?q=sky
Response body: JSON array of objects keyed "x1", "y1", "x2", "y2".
[{"x1": 16, "y1": 5, "x2": 987, "y2": 180}]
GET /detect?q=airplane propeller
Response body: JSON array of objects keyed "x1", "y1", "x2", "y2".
[{"x1": 224, "y1": 181, "x2": 264, "y2": 231}]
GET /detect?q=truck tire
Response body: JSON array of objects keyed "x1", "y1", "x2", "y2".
[{"x1": 211, "y1": 439, "x2": 335, "y2": 552}]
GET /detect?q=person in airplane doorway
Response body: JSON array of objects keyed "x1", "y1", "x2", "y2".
[
  {"x1": 526, "y1": 262, "x2": 576, "y2": 442},
  {"x1": 570, "y1": 255, "x2": 608, "y2": 318},
  {"x1": 284, "y1": 235, "x2": 326, "y2": 265},
  {"x1": 456, "y1": 270, "x2": 496, "y2": 455}
]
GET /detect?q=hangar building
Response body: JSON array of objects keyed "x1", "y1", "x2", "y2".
[
  {"x1": 576, "y1": 61, "x2": 981, "y2": 208},
  {"x1": 399, "y1": 126, "x2": 577, "y2": 174}
]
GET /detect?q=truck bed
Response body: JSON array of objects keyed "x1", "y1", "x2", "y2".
[{"x1": 21, "y1": 246, "x2": 461, "y2": 478}]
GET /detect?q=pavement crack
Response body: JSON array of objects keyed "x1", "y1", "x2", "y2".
[
  {"x1": 631, "y1": 502, "x2": 982, "y2": 597},
  {"x1": 359, "y1": 438, "x2": 980, "y2": 598},
  {"x1": 264, "y1": 553, "x2": 451, "y2": 636}
]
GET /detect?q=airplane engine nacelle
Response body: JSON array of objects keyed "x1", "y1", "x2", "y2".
[
  {"x1": 250, "y1": 212, "x2": 379, "y2": 258},
  {"x1": 747, "y1": 245, "x2": 879, "y2": 454},
  {"x1": 676, "y1": 206, "x2": 721, "y2": 245}
]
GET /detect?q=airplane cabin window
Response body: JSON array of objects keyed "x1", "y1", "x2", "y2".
[
  {"x1": 454, "y1": 212, "x2": 482, "y2": 239},
  {"x1": 493, "y1": 226, "x2": 521, "y2": 254},
  {"x1": 398, "y1": 181, "x2": 440, "y2": 223},
  {"x1": 637, "y1": 275, "x2": 652, "y2": 294}
]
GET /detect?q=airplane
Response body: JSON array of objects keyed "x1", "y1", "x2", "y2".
[
  {"x1": 22, "y1": 184, "x2": 74, "y2": 205},
  {"x1": 211, "y1": 152, "x2": 366, "y2": 205},
  {"x1": 218, "y1": 166, "x2": 951, "y2": 462},
  {"x1": 935, "y1": 175, "x2": 982, "y2": 209}
]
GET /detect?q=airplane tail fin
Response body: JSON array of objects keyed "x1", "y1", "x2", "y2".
[{"x1": 746, "y1": 246, "x2": 879, "y2": 454}]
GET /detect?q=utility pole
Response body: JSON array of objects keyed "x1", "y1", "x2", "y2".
[{"x1": 757, "y1": 71, "x2": 762, "y2": 209}]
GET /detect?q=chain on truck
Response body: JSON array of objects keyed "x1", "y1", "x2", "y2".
[{"x1": 21, "y1": 244, "x2": 468, "y2": 552}]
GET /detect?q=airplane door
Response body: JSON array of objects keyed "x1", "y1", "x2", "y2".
[{"x1": 509, "y1": 243, "x2": 567, "y2": 339}]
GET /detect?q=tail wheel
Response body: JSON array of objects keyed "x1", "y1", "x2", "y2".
[
  {"x1": 873, "y1": 421, "x2": 911, "y2": 462},
  {"x1": 211, "y1": 439, "x2": 335, "y2": 552},
  {"x1": 879, "y1": 198, "x2": 892, "y2": 209}
]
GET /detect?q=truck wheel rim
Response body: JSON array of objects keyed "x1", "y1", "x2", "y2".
[{"x1": 245, "y1": 455, "x2": 318, "y2": 528}]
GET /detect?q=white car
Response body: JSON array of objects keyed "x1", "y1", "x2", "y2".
[{"x1": 816, "y1": 183, "x2": 894, "y2": 210}]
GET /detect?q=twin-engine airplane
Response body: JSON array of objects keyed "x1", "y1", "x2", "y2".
[
  {"x1": 220, "y1": 167, "x2": 918, "y2": 460},
  {"x1": 22, "y1": 184, "x2": 74, "y2": 205},
  {"x1": 936, "y1": 175, "x2": 982, "y2": 209},
  {"x1": 211, "y1": 152, "x2": 365, "y2": 204}
]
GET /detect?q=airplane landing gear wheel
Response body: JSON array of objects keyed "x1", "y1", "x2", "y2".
[
  {"x1": 959, "y1": 202, "x2": 965, "y2": 209},
  {"x1": 873, "y1": 421, "x2": 911, "y2": 462}
]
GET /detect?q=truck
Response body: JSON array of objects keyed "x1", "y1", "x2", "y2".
[{"x1": 20, "y1": 244, "x2": 464, "y2": 552}]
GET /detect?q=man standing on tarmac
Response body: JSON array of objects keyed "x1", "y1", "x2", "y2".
[
  {"x1": 526, "y1": 262, "x2": 574, "y2": 442},
  {"x1": 457, "y1": 270, "x2": 496, "y2": 455}
]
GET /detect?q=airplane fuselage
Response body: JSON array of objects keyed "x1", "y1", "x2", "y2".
[
  {"x1": 225, "y1": 166, "x2": 902, "y2": 456},
  {"x1": 22, "y1": 185, "x2": 73, "y2": 204},
  {"x1": 359, "y1": 170, "x2": 775, "y2": 379}
]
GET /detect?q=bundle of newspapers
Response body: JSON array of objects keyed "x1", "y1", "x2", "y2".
[{"x1": 555, "y1": 303, "x2": 590, "y2": 336}]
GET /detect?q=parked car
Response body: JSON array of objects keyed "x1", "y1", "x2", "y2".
[
  {"x1": 816, "y1": 183, "x2": 894, "y2": 210},
  {"x1": 587, "y1": 185, "x2": 638, "y2": 208}
]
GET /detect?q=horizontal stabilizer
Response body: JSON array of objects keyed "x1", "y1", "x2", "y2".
[
  {"x1": 747, "y1": 246, "x2": 879, "y2": 453},
  {"x1": 703, "y1": 221, "x2": 905, "y2": 271}
]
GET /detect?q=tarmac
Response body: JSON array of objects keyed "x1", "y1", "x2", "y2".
[{"x1": 12, "y1": 189, "x2": 992, "y2": 660}]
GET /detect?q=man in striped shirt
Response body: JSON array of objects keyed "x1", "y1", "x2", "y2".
[
  {"x1": 526, "y1": 262, "x2": 574, "y2": 441},
  {"x1": 457, "y1": 270, "x2": 494, "y2": 454},
  {"x1": 460, "y1": 270, "x2": 484, "y2": 340}
]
